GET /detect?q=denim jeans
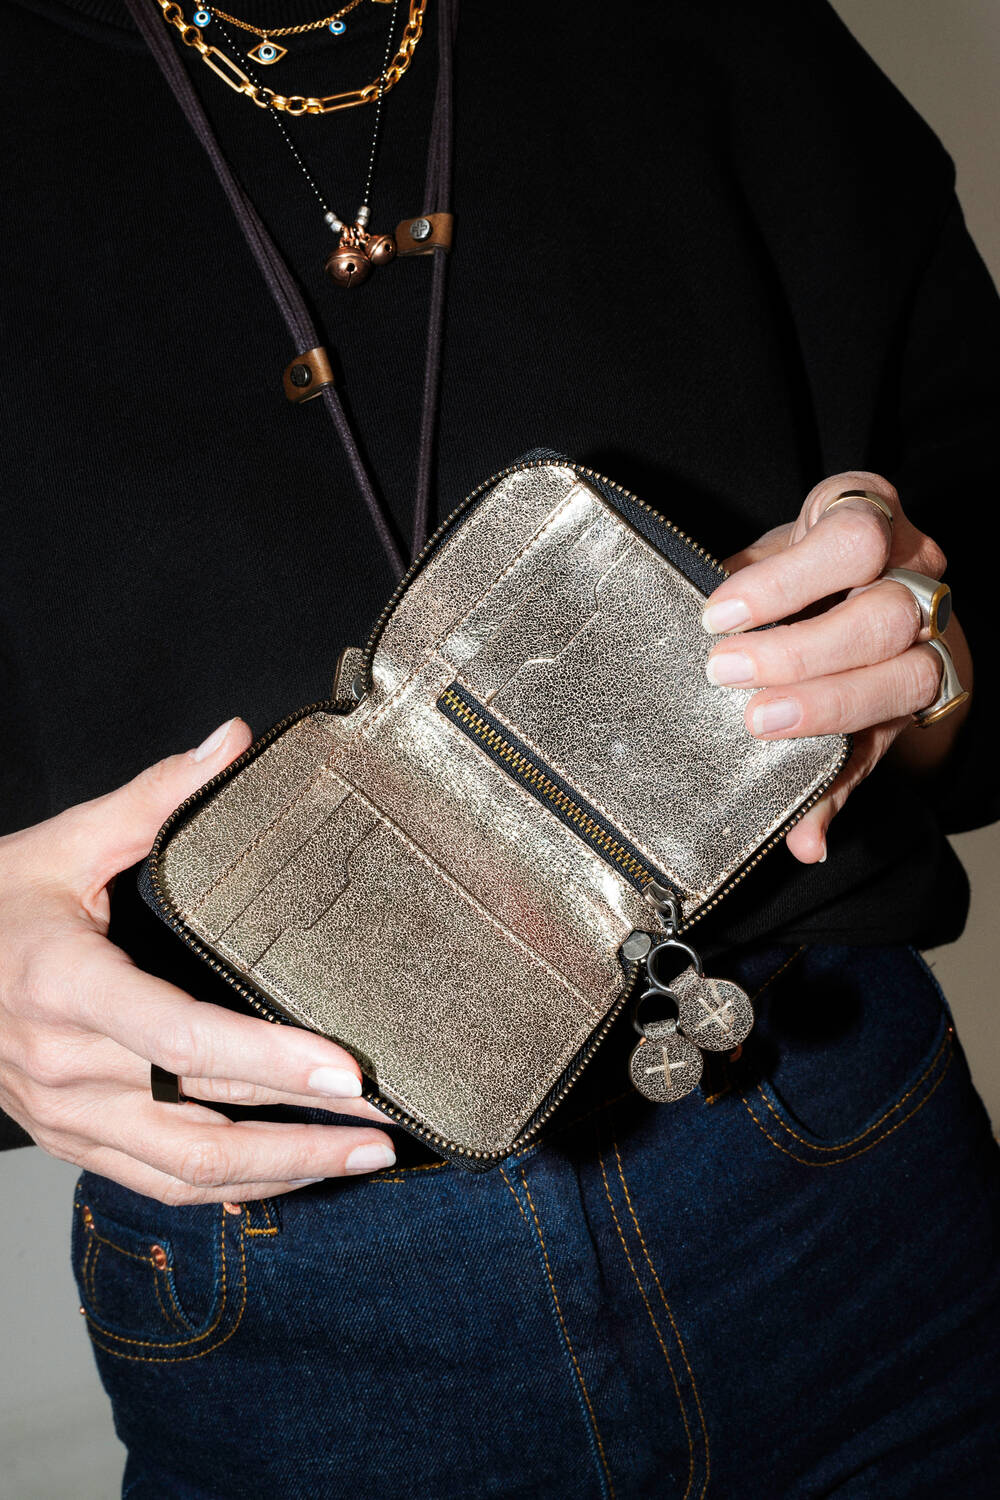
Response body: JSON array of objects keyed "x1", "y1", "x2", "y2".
[{"x1": 72, "y1": 944, "x2": 1000, "y2": 1498}]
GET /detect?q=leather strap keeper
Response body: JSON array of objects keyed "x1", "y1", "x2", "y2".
[
  {"x1": 394, "y1": 212, "x2": 454, "y2": 256},
  {"x1": 283, "y1": 347, "x2": 335, "y2": 403}
]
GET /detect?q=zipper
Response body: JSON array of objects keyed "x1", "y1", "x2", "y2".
[
  {"x1": 438, "y1": 682, "x2": 678, "y2": 897},
  {"x1": 143, "y1": 455, "x2": 849, "y2": 1163}
]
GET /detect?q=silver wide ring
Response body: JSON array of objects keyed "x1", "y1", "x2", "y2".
[
  {"x1": 881, "y1": 567, "x2": 952, "y2": 640},
  {"x1": 913, "y1": 637, "x2": 970, "y2": 728}
]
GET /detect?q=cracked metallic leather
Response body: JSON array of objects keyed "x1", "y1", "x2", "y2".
[{"x1": 156, "y1": 463, "x2": 847, "y2": 1159}]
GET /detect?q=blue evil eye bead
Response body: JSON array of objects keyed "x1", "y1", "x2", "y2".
[
  {"x1": 192, "y1": 8, "x2": 211, "y2": 25},
  {"x1": 248, "y1": 38, "x2": 287, "y2": 63},
  {"x1": 329, "y1": 19, "x2": 346, "y2": 34}
]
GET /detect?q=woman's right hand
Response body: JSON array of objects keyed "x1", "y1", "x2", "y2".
[{"x1": 0, "y1": 719, "x2": 398, "y2": 1204}]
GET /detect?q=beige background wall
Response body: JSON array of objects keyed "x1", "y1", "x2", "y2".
[{"x1": 1, "y1": 6, "x2": 997, "y2": 1496}]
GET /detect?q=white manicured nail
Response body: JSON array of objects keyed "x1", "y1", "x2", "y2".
[
  {"x1": 750, "y1": 699, "x2": 800, "y2": 734},
  {"x1": 308, "y1": 1067, "x2": 363, "y2": 1098},
  {"x1": 345, "y1": 1143, "x2": 396, "y2": 1173},
  {"x1": 702, "y1": 599, "x2": 751, "y2": 633},
  {"x1": 288, "y1": 1178, "x2": 325, "y2": 1187},
  {"x1": 191, "y1": 719, "x2": 234, "y2": 762},
  {"x1": 706, "y1": 651, "x2": 754, "y2": 685}
]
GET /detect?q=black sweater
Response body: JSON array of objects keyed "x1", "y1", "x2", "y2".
[{"x1": 2, "y1": 0, "x2": 998, "y2": 1144}]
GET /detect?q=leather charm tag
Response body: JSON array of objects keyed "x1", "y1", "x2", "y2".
[
  {"x1": 671, "y1": 967, "x2": 755, "y2": 1053},
  {"x1": 628, "y1": 1020, "x2": 703, "y2": 1103}
]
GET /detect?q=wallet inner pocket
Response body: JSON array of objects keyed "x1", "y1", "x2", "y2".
[
  {"x1": 437, "y1": 680, "x2": 678, "y2": 899},
  {"x1": 198, "y1": 786, "x2": 602, "y2": 1155}
]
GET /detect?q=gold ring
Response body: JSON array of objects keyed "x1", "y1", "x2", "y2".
[{"x1": 822, "y1": 489, "x2": 895, "y2": 526}]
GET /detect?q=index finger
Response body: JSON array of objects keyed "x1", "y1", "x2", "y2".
[
  {"x1": 82, "y1": 947, "x2": 365, "y2": 1102},
  {"x1": 702, "y1": 473, "x2": 897, "y2": 634}
]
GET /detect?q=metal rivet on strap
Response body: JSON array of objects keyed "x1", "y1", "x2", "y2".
[
  {"x1": 394, "y1": 212, "x2": 454, "y2": 256},
  {"x1": 283, "y1": 347, "x2": 335, "y2": 403}
]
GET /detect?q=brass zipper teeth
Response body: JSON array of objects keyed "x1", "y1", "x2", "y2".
[
  {"x1": 439, "y1": 687, "x2": 655, "y2": 889},
  {"x1": 146, "y1": 456, "x2": 849, "y2": 1161}
]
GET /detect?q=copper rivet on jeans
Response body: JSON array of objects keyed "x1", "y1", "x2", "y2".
[
  {"x1": 223, "y1": 1201, "x2": 242, "y2": 1215},
  {"x1": 150, "y1": 1243, "x2": 168, "y2": 1270}
]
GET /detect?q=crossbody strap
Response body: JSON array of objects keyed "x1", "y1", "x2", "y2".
[{"x1": 124, "y1": 0, "x2": 460, "y2": 577}]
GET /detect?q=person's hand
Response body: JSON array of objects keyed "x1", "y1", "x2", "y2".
[
  {"x1": 701, "y1": 470, "x2": 972, "y2": 863},
  {"x1": 0, "y1": 719, "x2": 398, "y2": 1204}
]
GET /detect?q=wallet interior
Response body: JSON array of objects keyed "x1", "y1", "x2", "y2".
[{"x1": 155, "y1": 463, "x2": 846, "y2": 1160}]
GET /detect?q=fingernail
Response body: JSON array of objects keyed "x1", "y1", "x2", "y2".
[
  {"x1": 750, "y1": 699, "x2": 801, "y2": 734},
  {"x1": 706, "y1": 651, "x2": 754, "y2": 685},
  {"x1": 817, "y1": 850, "x2": 828, "y2": 864},
  {"x1": 191, "y1": 718, "x2": 234, "y2": 762},
  {"x1": 307, "y1": 1067, "x2": 363, "y2": 1098},
  {"x1": 288, "y1": 1178, "x2": 324, "y2": 1187},
  {"x1": 702, "y1": 599, "x2": 751, "y2": 633},
  {"x1": 345, "y1": 1142, "x2": 396, "y2": 1174}
]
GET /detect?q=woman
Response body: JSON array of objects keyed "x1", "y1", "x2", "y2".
[{"x1": 1, "y1": 0, "x2": 997, "y2": 1494}]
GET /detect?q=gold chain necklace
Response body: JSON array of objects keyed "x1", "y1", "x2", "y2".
[
  {"x1": 206, "y1": 1, "x2": 367, "y2": 40},
  {"x1": 194, "y1": 0, "x2": 368, "y2": 64},
  {"x1": 156, "y1": 0, "x2": 427, "y2": 113}
]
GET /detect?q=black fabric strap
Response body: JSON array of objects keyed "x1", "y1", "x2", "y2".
[{"x1": 123, "y1": 0, "x2": 459, "y2": 577}]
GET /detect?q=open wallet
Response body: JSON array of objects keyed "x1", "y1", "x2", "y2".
[{"x1": 141, "y1": 454, "x2": 850, "y2": 1170}]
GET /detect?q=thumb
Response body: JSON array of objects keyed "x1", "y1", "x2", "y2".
[{"x1": 71, "y1": 717, "x2": 254, "y2": 892}]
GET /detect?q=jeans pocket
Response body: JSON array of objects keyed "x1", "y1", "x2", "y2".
[
  {"x1": 72, "y1": 1172, "x2": 249, "y2": 1363},
  {"x1": 738, "y1": 945, "x2": 954, "y2": 1158}
]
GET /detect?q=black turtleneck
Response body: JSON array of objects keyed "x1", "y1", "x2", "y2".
[{"x1": 2, "y1": 0, "x2": 998, "y2": 1133}]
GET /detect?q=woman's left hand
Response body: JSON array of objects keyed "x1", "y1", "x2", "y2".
[{"x1": 701, "y1": 470, "x2": 972, "y2": 864}]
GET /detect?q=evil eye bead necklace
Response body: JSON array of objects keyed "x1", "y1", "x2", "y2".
[{"x1": 192, "y1": 0, "x2": 371, "y2": 65}]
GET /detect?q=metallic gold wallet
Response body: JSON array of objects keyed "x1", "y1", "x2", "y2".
[{"x1": 141, "y1": 455, "x2": 849, "y2": 1170}]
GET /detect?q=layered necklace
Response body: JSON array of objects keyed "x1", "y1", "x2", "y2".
[
  {"x1": 208, "y1": 4, "x2": 402, "y2": 285},
  {"x1": 158, "y1": 0, "x2": 428, "y2": 285},
  {"x1": 136, "y1": 0, "x2": 458, "y2": 572},
  {"x1": 155, "y1": 0, "x2": 427, "y2": 115}
]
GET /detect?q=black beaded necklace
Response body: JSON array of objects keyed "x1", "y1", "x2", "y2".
[
  {"x1": 125, "y1": 0, "x2": 458, "y2": 576},
  {"x1": 211, "y1": 2, "x2": 404, "y2": 288}
]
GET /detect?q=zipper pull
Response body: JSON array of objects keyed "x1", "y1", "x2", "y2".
[
  {"x1": 332, "y1": 646, "x2": 367, "y2": 704},
  {"x1": 623, "y1": 883, "x2": 755, "y2": 1103}
]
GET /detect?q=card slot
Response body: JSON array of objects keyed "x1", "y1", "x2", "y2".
[
  {"x1": 160, "y1": 715, "x2": 336, "y2": 913},
  {"x1": 213, "y1": 811, "x2": 602, "y2": 1156},
  {"x1": 214, "y1": 785, "x2": 379, "y2": 966}
]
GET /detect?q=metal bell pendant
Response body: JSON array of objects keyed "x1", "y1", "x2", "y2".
[
  {"x1": 366, "y1": 233, "x2": 397, "y2": 267},
  {"x1": 325, "y1": 240, "x2": 372, "y2": 288}
]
